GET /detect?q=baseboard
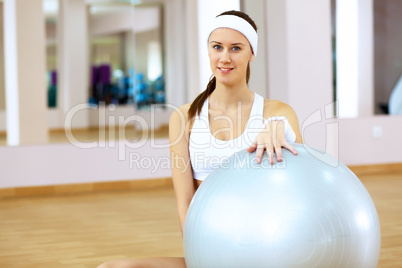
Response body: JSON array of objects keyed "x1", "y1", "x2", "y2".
[
  {"x1": 0, "y1": 177, "x2": 173, "y2": 199},
  {"x1": 1, "y1": 163, "x2": 401, "y2": 199},
  {"x1": 348, "y1": 163, "x2": 402, "y2": 176}
]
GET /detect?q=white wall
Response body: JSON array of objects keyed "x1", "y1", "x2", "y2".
[
  {"x1": 2, "y1": 114, "x2": 401, "y2": 189},
  {"x1": 338, "y1": 116, "x2": 402, "y2": 165},
  {"x1": 0, "y1": 139, "x2": 171, "y2": 188}
]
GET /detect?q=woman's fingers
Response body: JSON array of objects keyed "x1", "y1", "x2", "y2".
[
  {"x1": 251, "y1": 141, "x2": 295, "y2": 164},
  {"x1": 282, "y1": 140, "x2": 298, "y2": 155},
  {"x1": 266, "y1": 142, "x2": 275, "y2": 164},
  {"x1": 247, "y1": 141, "x2": 258, "y2": 153},
  {"x1": 249, "y1": 118, "x2": 298, "y2": 164},
  {"x1": 255, "y1": 144, "x2": 265, "y2": 163},
  {"x1": 271, "y1": 120, "x2": 281, "y2": 163},
  {"x1": 275, "y1": 143, "x2": 283, "y2": 162}
]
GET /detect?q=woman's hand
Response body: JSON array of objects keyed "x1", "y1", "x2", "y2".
[{"x1": 247, "y1": 119, "x2": 297, "y2": 164}]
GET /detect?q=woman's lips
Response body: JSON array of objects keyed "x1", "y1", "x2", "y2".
[{"x1": 218, "y1": 67, "x2": 234, "y2": 73}]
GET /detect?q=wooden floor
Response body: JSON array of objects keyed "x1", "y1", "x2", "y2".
[
  {"x1": 0, "y1": 187, "x2": 183, "y2": 268},
  {"x1": 0, "y1": 172, "x2": 401, "y2": 268}
]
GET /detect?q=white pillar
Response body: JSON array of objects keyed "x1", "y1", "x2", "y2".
[
  {"x1": 4, "y1": 0, "x2": 48, "y2": 145},
  {"x1": 266, "y1": 0, "x2": 289, "y2": 102},
  {"x1": 123, "y1": 31, "x2": 135, "y2": 74},
  {"x1": 266, "y1": 0, "x2": 334, "y2": 154},
  {"x1": 0, "y1": 3, "x2": 5, "y2": 111},
  {"x1": 241, "y1": 0, "x2": 269, "y2": 98},
  {"x1": 337, "y1": 0, "x2": 373, "y2": 118},
  {"x1": 164, "y1": 0, "x2": 187, "y2": 107},
  {"x1": 184, "y1": 0, "x2": 200, "y2": 103},
  {"x1": 58, "y1": 0, "x2": 89, "y2": 128},
  {"x1": 266, "y1": 0, "x2": 333, "y2": 122}
]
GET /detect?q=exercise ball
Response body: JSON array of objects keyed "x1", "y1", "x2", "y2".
[{"x1": 184, "y1": 144, "x2": 380, "y2": 268}]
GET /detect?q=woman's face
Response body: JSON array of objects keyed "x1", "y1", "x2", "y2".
[{"x1": 208, "y1": 28, "x2": 255, "y2": 87}]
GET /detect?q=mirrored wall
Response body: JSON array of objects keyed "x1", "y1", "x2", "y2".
[
  {"x1": 373, "y1": 0, "x2": 402, "y2": 115},
  {"x1": 44, "y1": 0, "x2": 165, "y2": 110}
]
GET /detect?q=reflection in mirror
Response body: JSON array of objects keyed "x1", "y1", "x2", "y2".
[
  {"x1": 44, "y1": 0, "x2": 58, "y2": 108},
  {"x1": 330, "y1": 0, "x2": 337, "y2": 116},
  {"x1": 374, "y1": 0, "x2": 402, "y2": 115},
  {"x1": 43, "y1": 0, "x2": 166, "y2": 110},
  {"x1": 89, "y1": 2, "x2": 165, "y2": 110}
]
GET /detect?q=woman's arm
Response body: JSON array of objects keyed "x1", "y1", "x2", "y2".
[
  {"x1": 274, "y1": 102, "x2": 303, "y2": 143},
  {"x1": 248, "y1": 100, "x2": 303, "y2": 163},
  {"x1": 169, "y1": 105, "x2": 196, "y2": 235}
]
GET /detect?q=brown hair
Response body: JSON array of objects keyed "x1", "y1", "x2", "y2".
[{"x1": 187, "y1": 10, "x2": 258, "y2": 120}]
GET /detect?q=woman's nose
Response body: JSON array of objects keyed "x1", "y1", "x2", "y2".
[{"x1": 220, "y1": 50, "x2": 231, "y2": 63}]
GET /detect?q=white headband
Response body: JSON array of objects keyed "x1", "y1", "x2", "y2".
[{"x1": 207, "y1": 15, "x2": 258, "y2": 56}]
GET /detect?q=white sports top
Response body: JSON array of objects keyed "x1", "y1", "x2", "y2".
[{"x1": 189, "y1": 93, "x2": 266, "y2": 181}]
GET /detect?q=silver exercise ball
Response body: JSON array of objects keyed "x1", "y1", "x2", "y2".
[{"x1": 184, "y1": 144, "x2": 380, "y2": 268}]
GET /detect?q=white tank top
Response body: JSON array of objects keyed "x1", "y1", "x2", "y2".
[{"x1": 189, "y1": 93, "x2": 266, "y2": 181}]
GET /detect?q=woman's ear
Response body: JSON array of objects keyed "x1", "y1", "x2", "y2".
[{"x1": 249, "y1": 53, "x2": 255, "y2": 62}]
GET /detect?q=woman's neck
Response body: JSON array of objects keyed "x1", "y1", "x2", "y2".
[{"x1": 210, "y1": 83, "x2": 254, "y2": 111}]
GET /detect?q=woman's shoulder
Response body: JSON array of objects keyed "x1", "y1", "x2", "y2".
[
  {"x1": 169, "y1": 103, "x2": 194, "y2": 142},
  {"x1": 169, "y1": 103, "x2": 193, "y2": 128},
  {"x1": 263, "y1": 99, "x2": 297, "y2": 118},
  {"x1": 170, "y1": 103, "x2": 191, "y2": 119}
]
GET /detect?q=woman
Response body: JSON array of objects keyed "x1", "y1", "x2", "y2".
[{"x1": 98, "y1": 10, "x2": 302, "y2": 268}]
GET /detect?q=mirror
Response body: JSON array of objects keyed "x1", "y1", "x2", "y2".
[
  {"x1": 88, "y1": 1, "x2": 165, "y2": 109},
  {"x1": 0, "y1": 0, "x2": 166, "y2": 146},
  {"x1": 43, "y1": 0, "x2": 165, "y2": 109},
  {"x1": 373, "y1": 0, "x2": 402, "y2": 115}
]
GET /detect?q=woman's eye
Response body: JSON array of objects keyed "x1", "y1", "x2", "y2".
[
  {"x1": 213, "y1": 45, "x2": 222, "y2": 50},
  {"x1": 232, "y1": 46, "x2": 241, "y2": 51}
]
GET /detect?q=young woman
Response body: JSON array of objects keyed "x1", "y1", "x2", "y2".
[{"x1": 98, "y1": 10, "x2": 302, "y2": 268}]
